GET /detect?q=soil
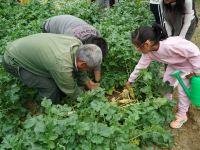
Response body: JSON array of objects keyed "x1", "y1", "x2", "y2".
[
  {"x1": 171, "y1": 105, "x2": 200, "y2": 150},
  {"x1": 171, "y1": 2, "x2": 200, "y2": 150}
]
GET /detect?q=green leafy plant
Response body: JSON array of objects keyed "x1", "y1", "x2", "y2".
[
  {"x1": 0, "y1": 89, "x2": 175, "y2": 149},
  {"x1": 0, "y1": 0, "x2": 176, "y2": 149}
]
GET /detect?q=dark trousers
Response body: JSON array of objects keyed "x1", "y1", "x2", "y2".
[
  {"x1": 150, "y1": 3, "x2": 163, "y2": 25},
  {"x1": 109, "y1": 0, "x2": 116, "y2": 7},
  {"x1": 2, "y1": 55, "x2": 63, "y2": 104}
]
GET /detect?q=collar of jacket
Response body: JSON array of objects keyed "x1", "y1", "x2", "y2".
[{"x1": 70, "y1": 45, "x2": 79, "y2": 71}]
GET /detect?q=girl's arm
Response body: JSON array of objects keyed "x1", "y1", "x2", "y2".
[
  {"x1": 179, "y1": 0, "x2": 196, "y2": 38},
  {"x1": 128, "y1": 54, "x2": 152, "y2": 83}
]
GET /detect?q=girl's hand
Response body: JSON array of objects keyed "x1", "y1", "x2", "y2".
[
  {"x1": 125, "y1": 81, "x2": 132, "y2": 89},
  {"x1": 185, "y1": 72, "x2": 195, "y2": 79}
]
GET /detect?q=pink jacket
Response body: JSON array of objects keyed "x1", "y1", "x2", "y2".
[{"x1": 128, "y1": 37, "x2": 200, "y2": 86}]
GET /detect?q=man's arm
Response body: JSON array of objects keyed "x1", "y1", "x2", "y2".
[
  {"x1": 74, "y1": 71, "x2": 100, "y2": 89},
  {"x1": 94, "y1": 70, "x2": 101, "y2": 82},
  {"x1": 51, "y1": 70, "x2": 85, "y2": 100},
  {"x1": 94, "y1": 65, "x2": 101, "y2": 82}
]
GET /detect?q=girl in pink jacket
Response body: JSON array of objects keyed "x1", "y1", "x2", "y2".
[{"x1": 126, "y1": 24, "x2": 200, "y2": 128}]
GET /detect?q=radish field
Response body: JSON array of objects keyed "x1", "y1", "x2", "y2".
[{"x1": 0, "y1": 0, "x2": 177, "y2": 149}]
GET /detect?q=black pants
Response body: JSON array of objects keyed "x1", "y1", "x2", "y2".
[
  {"x1": 150, "y1": 3, "x2": 163, "y2": 25},
  {"x1": 109, "y1": 0, "x2": 116, "y2": 7}
]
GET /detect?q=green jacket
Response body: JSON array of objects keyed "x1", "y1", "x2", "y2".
[{"x1": 6, "y1": 33, "x2": 89, "y2": 99}]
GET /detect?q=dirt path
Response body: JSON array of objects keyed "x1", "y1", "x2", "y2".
[
  {"x1": 171, "y1": 2, "x2": 200, "y2": 150},
  {"x1": 171, "y1": 106, "x2": 200, "y2": 150}
]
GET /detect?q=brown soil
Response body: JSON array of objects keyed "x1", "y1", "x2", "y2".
[
  {"x1": 171, "y1": 106, "x2": 200, "y2": 150},
  {"x1": 171, "y1": 2, "x2": 200, "y2": 150}
]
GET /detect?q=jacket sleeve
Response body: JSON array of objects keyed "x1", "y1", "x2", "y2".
[
  {"x1": 173, "y1": 42, "x2": 200, "y2": 71},
  {"x1": 164, "y1": 21, "x2": 172, "y2": 37},
  {"x1": 51, "y1": 70, "x2": 85, "y2": 100},
  {"x1": 179, "y1": 0, "x2": 195, "y2": 38},
  {"x1": 75, "y1": 71, "x2": 90, "y2": 86},
  {"x1": 160, "y1": 0, "x2": 172, "y2": 36},
  {"x1": 187, "y1": 51, "x2": 200, "y2": 72},
  {"x1": 128, "y1": 54, "x2": 152, "y2": 83}
]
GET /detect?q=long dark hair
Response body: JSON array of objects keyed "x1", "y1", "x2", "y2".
[
  {"x1": 131, "y1": 23, "x2": 168, "y2": 45},
  {"x1": 163, "y1": 0, "x2": 185, "y2": 14}
]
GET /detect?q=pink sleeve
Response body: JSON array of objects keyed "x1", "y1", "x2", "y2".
[
  {"x1": 173, "y1": 43, "x2": 200, "y2": 71},
  {"x1": 128, "y1": 54, "x2": 152, "y2": 83},
  {"x1": 188, "y1": 54, "x2": 200, "y2": 71}
]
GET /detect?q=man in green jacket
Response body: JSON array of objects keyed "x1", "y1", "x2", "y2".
[
  {"x1": 43, "y1": 15, "x2": 108, "y2": 83},
  {"x1": 2, "y1": 33, "x2": 102, "y2": 103}
]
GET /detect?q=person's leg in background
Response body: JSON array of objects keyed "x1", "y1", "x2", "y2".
[
  {"x1": 109, "y1": 0, "x2": 118, "y2": 7},
  {"x1": 150, "y1": 2, "x2": 164, "y2": 25}
]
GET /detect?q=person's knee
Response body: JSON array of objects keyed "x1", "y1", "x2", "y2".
[
  {"x1": 38, "y1": 85, "x2": 61, "y2": 103},
  {"x1": 41, "y1": 80, "x2": 59, "y2": 94}
]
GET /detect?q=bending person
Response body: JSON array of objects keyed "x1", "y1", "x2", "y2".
[
  {"x1": 126, "y1": 24, "x2": 200, "y2": 128},
  {"x1": 2, "y1": 33, "x2": 102, "y2": 103},
  {"x1": 43, "y1": 15, "x2": 108, "y2": 83},
  {"x1": 161, "y1": 0, "x2": 198, "y2": 40}
]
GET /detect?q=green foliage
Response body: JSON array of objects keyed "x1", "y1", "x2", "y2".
[
  {"x1": 0, "y1": 0, "x2": 101, "y2": 142},
  {"x1": 0, "y1": 67, "x2": 20, "y2": 105},
  {"x1": 98, "y1": 0, "x2": 155, "y2": 91},
  {"x1": 0, "y1": 0, "x2": 176, "y2": 149},
  {"x1": 0, "y1": 0, "x2": 160, "y2": 97},
  {"x1": 0, "y1": 0, "x2": 101, "y2": 53},
  {"x1": 133, "y1": 63, "x2": 173, "y2": 101},
  {"x1": 0, "y1": 89, "x2": 175, "y2": 149},
  {"x1": 0, "y1": 66, "x2": 23, "y2": 138}
]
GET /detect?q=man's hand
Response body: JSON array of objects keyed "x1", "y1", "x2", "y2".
[{"x1": 86, "y1": 80, "x2": 100, "y2": 90}]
